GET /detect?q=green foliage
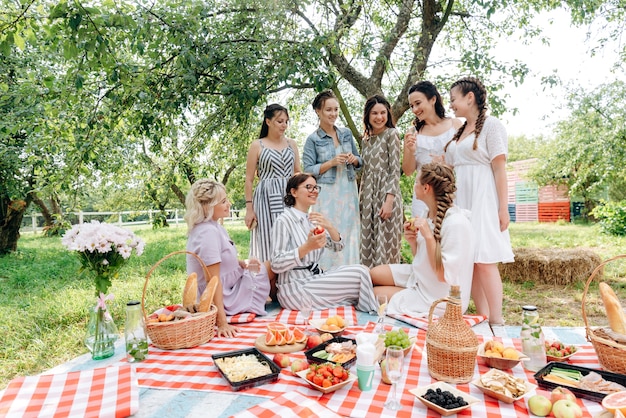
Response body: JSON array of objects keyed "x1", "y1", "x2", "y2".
[
  {"x1": 591, "y1": 200, "x2": 626, "y2": 236},
  {"x1": 151, "y1": 212, "x2": 169, "y2": 230},
  {"x1": 42, "y1": 214, "x2": 71, "y2": 237}
]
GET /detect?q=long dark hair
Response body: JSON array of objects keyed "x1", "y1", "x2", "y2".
[
  {"x1": 362, "y1": 95, "x2": 395, "y2": 137},
  {"x1": 284, "y1": 173, "x2": 315, "y2": 207},
  {"x1": 408, "y1": 81, "x2": 447, "y2": 132},
  {"x1": 259, "y1": 103, "x2": 289, "y2": 138}
]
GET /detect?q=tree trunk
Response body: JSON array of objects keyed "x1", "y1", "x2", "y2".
[
  {"x1": 0, "y1": 197, "x2": 29, "y2": 255},
  {"x1": 31, "y1": 192, "x2": 54, "y2": 227}
]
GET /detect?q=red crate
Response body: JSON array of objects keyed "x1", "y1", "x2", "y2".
[
  {"x1": 538, "y1": 202, "x2": 571, "y2": 222},
  {"x1": 538, "y1": 185, "x2": 569, "y2": 203},
  {"x1": 515, "y1": 203, "x2": 538, "y2": 222}
]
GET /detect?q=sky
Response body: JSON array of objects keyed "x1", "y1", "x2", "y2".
[{"x1": 494, "y1": 10, "x2": 624, "y2": 137}]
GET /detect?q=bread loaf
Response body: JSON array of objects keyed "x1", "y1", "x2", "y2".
[
  {"x1": 599, "y1": 282, "x2": 626, "y2": 335},
  {"x1": 183, "y1": 272, "x2": 198, "y2": 306},
  {"x1": 199, "y1": 276, "x2": 219, "y2": 312}
]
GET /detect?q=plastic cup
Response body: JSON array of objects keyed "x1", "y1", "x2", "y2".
[{"x1": 356, "y1": 364, "x2": 376, "y2": 391}]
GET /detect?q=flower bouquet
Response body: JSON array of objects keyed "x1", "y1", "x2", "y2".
[{"x1": 62, "y1": 221, "x2": 145, "y2": 359}]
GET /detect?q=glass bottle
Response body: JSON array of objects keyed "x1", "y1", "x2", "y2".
[
  {"x1": 125, "y1": 301, "x2": 149, "y2": 363},
  {"x1": 520, "y1": 305, "x2": 546, "y2": 372}
]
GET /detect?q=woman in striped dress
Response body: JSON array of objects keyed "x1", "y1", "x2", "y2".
[
  {"x1": 245, "y1": 104, "x2": 301, "y2": 268},
  {"x1": 270, "y1": 173, "x2": 377, "y2": 313}
]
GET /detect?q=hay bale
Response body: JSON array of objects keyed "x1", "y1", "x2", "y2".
[{"x1": 499, "y1": 248, "x2": 602, "y2": 285}]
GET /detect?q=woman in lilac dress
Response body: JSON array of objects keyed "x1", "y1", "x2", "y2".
[{"x1": 185, "y1": 179, "x2": 273, "y2": 338}]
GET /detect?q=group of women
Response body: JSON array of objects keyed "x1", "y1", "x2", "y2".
[{"x1": 185, "y1": 76, "x2": 513, "y2": 337}]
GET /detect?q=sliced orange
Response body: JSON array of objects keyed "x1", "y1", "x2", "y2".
[
  {"x1": 602, "y1": 391, "x2": 626, "y2": 415},
  {"x1": 276, "y1": 332, "x2": 287, "y2": 346},
  {"x1": 285, "y1": 330, "x2": 296, "y2": 345},
  {"x1": 292, "y1": 327, "x2": 307, "y2": 343},
  {"x1": 265, "y1": 330, "x2": 277, "y2": 346},
  {"x1": 267, "y1": 322, "x2": 288, "y2": 336}
]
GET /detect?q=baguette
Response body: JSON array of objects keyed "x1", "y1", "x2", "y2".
[
  {"x1": 599, "y1": 282, "x2": 626, "y2": 335},
  {"x1": 199, "y1": 276, "x2": 219, "y2": 312},
  {"x1": 183, "y1": 272, "x2": 198, "y2": 306}
]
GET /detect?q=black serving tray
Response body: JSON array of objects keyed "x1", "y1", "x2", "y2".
[
  {"x1": 534, "y1": 362, "x2": 626, "y2": 402},
  {"x1": 212, "y1": 347, "x2": 280, "y2": 391},
  {"x1": 305, "y1": 336, "x2": 357, "y2": 369}
]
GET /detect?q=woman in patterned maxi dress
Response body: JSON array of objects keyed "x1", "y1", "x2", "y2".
[
  {"x1": 270, "y1": 173, "x2": 377, "y2": 313},
  {"x1": 359, "y1": 95, "x2": 403, "y2": 268},
  {"x1": 245, "y1": 104, "x2": 301, "y2": 265}
]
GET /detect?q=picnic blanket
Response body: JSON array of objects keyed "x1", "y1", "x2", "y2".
[
  {"x1": 227, "y1": 313, "x2": 257, "y2": 324},
  {"x1": 0, "y1": 364, "x2": 138, "y2": 418},
  {"x1": 127, "y1": 318, "x2": 605, "y2": 417},
  {"x1": 274, "y1": 306, "x2": 357, "y2": 326},
  {"x1": 387, "y1": 312, "x2": 487, "y2": 330},
  {"x1": 231, "y1": 391, "x2": 341, "y2": 418}
]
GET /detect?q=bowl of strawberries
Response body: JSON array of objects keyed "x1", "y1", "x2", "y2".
[
  {"x1": 544, "y1": 340, "x2": 578, "y2": 362},
  {"x1": 296, "y1": 362, "x2": 356, "y2": 394}
]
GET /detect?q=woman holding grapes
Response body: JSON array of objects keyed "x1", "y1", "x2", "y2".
[{"x1": 369, "y1": 162, "x2": 474, "y2": 316}]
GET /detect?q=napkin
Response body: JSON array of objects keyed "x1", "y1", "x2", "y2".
[{"x1": 356, "y1": 343, "x2": 376, "y2": 366}]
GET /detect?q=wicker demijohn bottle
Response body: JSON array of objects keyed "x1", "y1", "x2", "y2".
[{"x1": 425, "y1": 285, "x2": 479, "y2": 383}]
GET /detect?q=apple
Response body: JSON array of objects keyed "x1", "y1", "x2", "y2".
[
  {"x1": 290, "y1": 359, "x2": 309, "y2": 373},
  {"x1": 320, "y1": 332, "x2": 334, "y2": 342},
  {"x1": 306, "y1": 334, "x2": 323, "y2": 349},
  {"x1": 528, "y1": 395, "x2": 552, "y2": 417},
  {"x1": 272, "y1": 353, "x2": 291, "y2": 368},
  {"x1": 379, "y1": 359, "x2": 391, "y2": 384},
  {"x1": 313, "y1": 226, "x2": 325, "y2": 235},
  {"x1": 552, "y1": 399, "x2": 583, "y2": 418},
  {"x1": 551, "y1": 386, "x2": 577, "y2": 404}
]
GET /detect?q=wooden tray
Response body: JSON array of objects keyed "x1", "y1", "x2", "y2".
[{"x1": 254, "y1": 335, "x2": 306, "y2": 353}]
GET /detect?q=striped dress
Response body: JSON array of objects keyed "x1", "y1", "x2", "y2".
[
  {"x1": 270, "y1": 207, "x2": 378, "y2": 313},
  {"x1": 249, "y1": 140, "x2": 296, "y2": 262}
]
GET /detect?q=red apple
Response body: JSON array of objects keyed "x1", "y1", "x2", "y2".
[
  {"x1": 313, "y1": 226, "x2": 325, "y2": 235},
  {"x1": 272, "y1": 353, "x2": 291, "y2": 368},
  {"x1": 551, "y1": 386, "x2": 576, "y2": 404},
  {"x1": 551, "y1": 399, "x2": 583, "y2": 418},
  {"x1": 290, "y1": 359, "x2": 309, "y2": 373},
  {"x1": 306, "y1": 334, "x2": 323, "y2": 349}
]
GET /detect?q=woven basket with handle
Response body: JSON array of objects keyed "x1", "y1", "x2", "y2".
[
  {"x1": 425, "y1": 285, "x2": 479, "y2": 383},
  {"x1": 142, "y1": 250, "x2": 217, "y2": 350},
  {"x1": 582, "y1": 254, "x2": 626, "y2": 374}
]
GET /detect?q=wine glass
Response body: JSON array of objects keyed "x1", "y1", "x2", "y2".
[
  {"x1": 300, "y1": 293, "x2": 313, "y2": 333},
  {"x1": 341, "y1": 142, "x2": 352, "y2": 166},
  {"x1": 246, "y1": 258, "x2": 260, "y2": 291},
  {"x1": 384, "y1": 346, "x2": 404, "y2": 411},
  {"x1": 375, "y1": 294, "x2": 388, "y2": 333}
]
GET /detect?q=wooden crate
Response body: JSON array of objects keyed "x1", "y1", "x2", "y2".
[
  {"x1": 538, "y1": 185, "x2": 569, "y2": 203},
  {"x1": 515, "y1": 181, "x2": 539, "y2": 204},
  {"x1": 538, "y1": 202, "x2": 571, "y2": 222},
  {"x1": 508, "y1": 204, "x2": 516, "y2": 222},
  {"x1": 515, "y1": 203, "x2": 538, "y2": 222}
]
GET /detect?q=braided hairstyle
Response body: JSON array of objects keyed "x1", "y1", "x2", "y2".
[
  {"x1": 418, "y1": 162, "x2": 456, "y2": 271},
  {"x1": 312, "y1": 90, "x2": 337, "y2": 111},
  {"x1": 408, "y1": 81, "x2": 447, "y2": 132},
  {"x1": 184, "y1": 179, "x2": 226, "y2": 231},
  {"x1": 445, "y1": 77, "x2": 487, "y2": 151},
  {"x1": 259, "y1": 103, "x2": 289, "y2": 138}
]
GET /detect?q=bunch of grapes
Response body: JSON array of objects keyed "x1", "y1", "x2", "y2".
[{"x1": 384, "y1": 329, "x2": 411, "y2": 349}]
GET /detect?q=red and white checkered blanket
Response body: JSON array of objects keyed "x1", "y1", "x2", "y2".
[
  {"x1": 274, "y1": 306, "x2": 358, "y2": 326},
  {"x1": 387, "y1": 312, "x2": 487, "y2": 330},
  {"x1": 231, "y1": 391, "x2": 341, "y2": 418},
  {"x1": 227, "y1": 313, "x2": 257, "y2": 324},
  {"x1": 0, "y1": 364, "x2": 138, "y2": 418}
]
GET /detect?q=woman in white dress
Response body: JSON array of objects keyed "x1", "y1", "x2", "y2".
[
  {"x1": 444, "y1": 76, "x2": 514, "y2": 326},
  {"x1": 402, "y1": 81, "x2": 463, "y2": 217},
  {"x1": 370, "y1": 162, "x2": 474, "y2": 316},
  {"x1": 270, "y1": 173, "x2": 377, "y2": 313}
]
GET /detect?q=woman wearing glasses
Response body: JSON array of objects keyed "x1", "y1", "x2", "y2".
[{"x1": 270, "y1": 173, "x2": 378, "y2": 313}]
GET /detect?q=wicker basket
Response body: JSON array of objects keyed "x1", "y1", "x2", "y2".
[
  {"x1": 582, "y1": 254, "x2": 626, "y2": 374},
  {"x1": 425, "y1": 286, "x2": 479, "y2": 383},
  {"x1": 142, "y1": 250, "x2": 217, "y2": 350}
]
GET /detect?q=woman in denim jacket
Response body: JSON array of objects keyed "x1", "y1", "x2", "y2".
[{"x1": 302, "y1": 90, "x2": 362, "y2": 269}]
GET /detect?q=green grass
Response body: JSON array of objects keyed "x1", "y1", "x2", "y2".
[{"x1": 1, "y1": 220, "x2": 625, "y2": 389}]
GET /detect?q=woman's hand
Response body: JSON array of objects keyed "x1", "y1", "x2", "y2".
[
  {"x1": 402, "y1": 220, "x2": 418, "y2": 245},
  {"x1": 305, "y1": 228, "x2": 327, "y2": 250},
  {"x1": 244, "y1": 209, "x2": 257, "y2": 230},
  {"x1": 216, "y1": 323, "x2": 241, "y2": 338},
  {"x1": 411, "y1": 216, "x2": 433, "y2": 240},
  {"x1": 498, "y1": 206, "x2": 510, "y2": 231},
  {"x1": 332, "y1": 153, "x2": 348, "y2": 167},
  {"x1": 378, "y1": 200, "x2": 394, "y2": 221},
  {"x1": 404, "y1": 130, "x2": 417, "y2": 154}
]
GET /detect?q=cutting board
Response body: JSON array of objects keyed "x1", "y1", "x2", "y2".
[{"x1": 254, "y1": 335, "x2": 306, "y2": 354}]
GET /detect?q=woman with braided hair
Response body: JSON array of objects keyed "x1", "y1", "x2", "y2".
[
  {"x1": 443, "y1": 76, "x2": 514, "y2": 326},
  {"x1": 370, "y1": 162, "x2": 474, "y2": 316}
]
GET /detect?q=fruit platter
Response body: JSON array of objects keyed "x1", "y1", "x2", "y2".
[
  {"x1": 296, "y1": 362, "x2": 356, "y2": 394},
  {"x1": 254, "y1": 322, "x2": 307, "y2": 353},
  {"x1": 545, "y1": 340, "x2": 578, "y2": 362},
  {"x1": 380, "y1": 329, "x2": 415, "y2": 356},
  {"x1": 305, "y1": 336, "x2": 357, "y2": 369},
  {"x1": 310, "y1": 315, "x2": 346, "y2": 336},
  {"x1": 477, "y1": 340, "x2": 527, "y2": 370},
  {"x1": 410, "y1": 381, "x2": 480, "y2": 416}
]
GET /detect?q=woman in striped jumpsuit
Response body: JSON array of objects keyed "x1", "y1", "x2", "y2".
[{"x1": 270, "y1": 173, "x2": 377, "y2": 313}]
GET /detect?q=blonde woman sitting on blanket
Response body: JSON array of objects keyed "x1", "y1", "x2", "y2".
[
  {"x1": 370, "y1": 162, "x2": 474, "y2": 316},
  {"x1": 270, "y1": 173, "x2": 378, "y2": 313}
]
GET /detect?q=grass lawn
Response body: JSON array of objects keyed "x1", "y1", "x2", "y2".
[{"x1": 1, "y1": 220, "x2": 625, "y2": 389}]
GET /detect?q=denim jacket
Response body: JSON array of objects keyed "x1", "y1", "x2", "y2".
[{"x1": 302, "y1": 126, "x2": 362, "y2": 184}]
